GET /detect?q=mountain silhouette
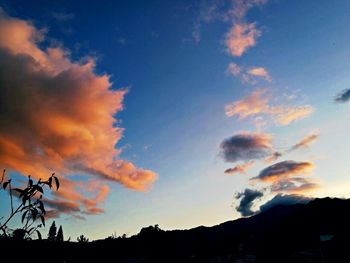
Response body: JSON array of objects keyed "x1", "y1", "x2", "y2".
[{"x1": 2, "y1": 197, "x2": 350, "y2": 263}]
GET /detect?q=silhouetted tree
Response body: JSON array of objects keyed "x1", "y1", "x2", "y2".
[
  {"x1": 56, "y1": 225, "x2": 64, "y2": 242},
  {"x1": 77, "y1": 234, "x2": 89, "y2": 243},
  {"x1": 48, "y1": 221, "x2": 57, "y2": 241}
]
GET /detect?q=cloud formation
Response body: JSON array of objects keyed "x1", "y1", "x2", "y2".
[
  {"x1": 235, "y1": 188, "x2": 264, "y2": 216},
  {"x1": 259, "y1": 194, "x2": 313, "y2": 212},
  {"x1": 225, "y1": 89, "x2": 314, "y2": 126},
  {"x1": 291, "y1": 132, "x2": 319, "y2": 151},
  {"x1": 225, "y1": 0, "x2": 267, "y2": 57},
  {"x1": 254, "y1": 160, "x2": 314, "y2": 182},
  {"x1": 226, "y1": 23, "x2": 261, "y2": 57},
  {"x1": 0, "y1": 10, "x2": 157, "y2": 217},
  {"x1": 226, "y1": 63, "x2": 272, "y2": 83},
  {"x1": 220, "y1": 132, "x2": 272, "y2": 163},
  {"x1": 270, "y1": 177, "x2": 319, "y2": 193},
  {"x1": 335, "y1": 89, "x2": 350, "y2": 103},
  {"x1": 224, "y1": 161, "x2": 254, "y2": 175}
]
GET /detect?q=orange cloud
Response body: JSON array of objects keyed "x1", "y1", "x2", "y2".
[
  {"x1": 0, "y1": 10, "x2": 157, "y2": 217},
  {"x1": 224, "y1": 161, "x2": 254, "y2": 175},
  {"x1": 274, "y1": 105, "x2": 314, "y2": 125},
  {"x1": 225, "y1": 89, "x2": 269, "y2": 118},
  {"x1": 226, "y1": 23, "x2": 261, "y2": 57},
  {"x1": 247, "y1": 67, "x2": 271, "y2": 82},
  {"x1": 225, "y1": 89, "x2": 314, "y2": 126}
]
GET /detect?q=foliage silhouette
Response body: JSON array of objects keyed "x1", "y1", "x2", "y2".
[
  {"x1": 77, "y1": 234, "x2": 89, "y2": 243},
  {"x1": 0, "y1": 169, "x2": 60, "y2": 240}
]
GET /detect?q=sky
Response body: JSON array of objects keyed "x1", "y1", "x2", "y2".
[{"x1": 1, "y1": 0, "x2": 350, "y2": 240}]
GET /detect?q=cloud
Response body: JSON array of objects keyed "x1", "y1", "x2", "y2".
[
  {"x1": 226, "y1": 63, "x2": 272, "y2": 83},
  {"x1": 224, "y1": 0, "x2": 267, "y2": 57},
  {"x1": 274, "y1": 105, "x2": 314, "y2": 125},
  {"x1": 265, "y1": 151, "x2": 283, "y2": 163},
  {"x1": 225, "y1": 89, "x2": 269, "y2": 118},
  {"x1": 226, "y1": 62, "x2": 242, "y2": 76},
  {"x1": 260, "y1": 194, "x2": 313, "y2": 212},
  {"x1": 290, "y1": 132, "x2": 319, "y2": 151},
  {"x1": 270, "y1": 177, "x2": 319, "y2": 193},
  {"x1": 226, "y1": 23, "x2": 261, "y2": 57},
  {"x1": 0, "y1": 10, "x2": 157, "y2": 217},
  {"x1": 235, "y1": 188, "x2": 264, "y2": 217},
  {"x1": 220, "y1": 132, "x2": 272, "y2": 163},
  {"x1": 246, "y1": 67, "x2": 271, "y2": 82},
  {"x1": 225, "y1": 89, "x2": 314, "y2": 126},
  {"x1": 224, "y1": 161, "x2": 254, "y2": 175},
  {"x1": 254, "y1": 160, "x2": 314, "y2": 182},
  {"x1": 335, "y1": 89, "x2": 350, "y2": 103}
]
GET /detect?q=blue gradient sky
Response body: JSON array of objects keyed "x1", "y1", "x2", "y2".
[{"x1": 1, "y1": 0, "x2": 350, "y2": 240}]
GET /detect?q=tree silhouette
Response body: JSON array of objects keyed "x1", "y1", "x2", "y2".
[
  {"x1": 56, "y1": 225, "x2": 64, "y2": 242},
  {"x1": 48, "y1": 221, "x2": 57, "y2": 241}
]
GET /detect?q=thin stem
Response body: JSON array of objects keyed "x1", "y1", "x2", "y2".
[{"x1": 9, "y1": 182, "x2": 13, "y2": 214}]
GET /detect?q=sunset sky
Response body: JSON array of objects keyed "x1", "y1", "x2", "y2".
[{"x1": 1, "y1": 0, "x2": 350, "y2": 240}]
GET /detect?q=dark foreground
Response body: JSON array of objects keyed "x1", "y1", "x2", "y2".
[{"x1": 2, "y1": 197, "x2": 350, "y2": 263}]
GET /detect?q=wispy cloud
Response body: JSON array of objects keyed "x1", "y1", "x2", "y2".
[
  {"x1": 270, "y1": 177, "x2": 319, "y2": 194},
  {"x1": 225, "y1": 89, "x2": 314, "y2": 126},
  {"x1": 226, "y1": 63, "x2": 272, "y2": 83},
  {"x1": 290, "y1": 132, "x2": 320, "y2": 151},
  {"x1": 220, "y1": 132, "x2": 273, "y2": 163},
  {"x1": 0, "y1": 10, "x2": 157, "y2": 217},
  {"x1": 224, "y1": 161, "x2": 254, "y2": 175}
]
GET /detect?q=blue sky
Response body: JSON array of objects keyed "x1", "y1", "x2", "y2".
[{"x1": 1, "y1": 0, "x2": 350, "y2": 240}]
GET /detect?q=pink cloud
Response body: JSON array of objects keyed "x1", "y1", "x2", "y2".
[
  {"x1": 224, "y1": 161, "x2": 254, "y2": 175},
  {"x1": 225, "y1": 89, "x2": 314, "y2": 126},
  {"x1": 226, "y1": 23, "x2": 261, "y2": 57}
]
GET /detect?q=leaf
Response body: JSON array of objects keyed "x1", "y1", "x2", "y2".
[
  {"x1": 33, "y1": 185, "x2": 43, "y2": 193},
  {"x1": 30, "y1": 208, "x2": 38, "y2": 220},
  {"x1": 53, "y1": 176, "x2": 60, "y2": 190},
  {"x1": 21, "y1": 210, "x2": 28, "y2": 223},
  {"x1": 36, "y1": 230, "x2": 42, "y2": 240},
  {"x1": 48, "y1": 177, "x2": 53, "y2": 188},
  {"x1": 3, "y1": 181, "x2": 9, "y2": 189},
  {"x1": 40, "y1": 215, "x2": 45, "y2": 227},
  {"x1": 22, "y1": 195, "x2": 29, "y2": 206}
]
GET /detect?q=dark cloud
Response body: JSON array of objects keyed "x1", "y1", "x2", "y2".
[
  {"x1": 220, "y1": 132, "x2": 272, "y2": 163},
  {"x1": 235, "y1": 188, "x2": 264, "y2": 217},
  {"x1": 335, "y1": 89, "x2": 350, "y2": 103},
  {"x1": 260, "y1": 194, "x2": 313, "y2": 212},
  {"x1": 253, "y1": 160, "x2": 314, "y2": 182}
]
